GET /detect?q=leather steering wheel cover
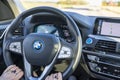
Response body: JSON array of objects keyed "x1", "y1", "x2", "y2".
[{"x1": 3, "y1": 6, "x2": 82, "y2": 79}]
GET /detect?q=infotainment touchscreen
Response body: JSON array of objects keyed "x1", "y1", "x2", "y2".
[{"x1": 100, "y1": 21, "x2": 120, "y2": 37}]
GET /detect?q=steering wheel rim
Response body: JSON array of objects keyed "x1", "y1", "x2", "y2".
[{"x1": 3, "y1": 6, "x2": 82, "y2": 80}]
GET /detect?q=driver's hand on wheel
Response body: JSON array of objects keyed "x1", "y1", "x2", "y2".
[
  {"x1": 45, "y1": 72, "x2": 62, "y2": 80},
  {"x1": 0, "y1": 65, "x2": 23, "y2": 80}
]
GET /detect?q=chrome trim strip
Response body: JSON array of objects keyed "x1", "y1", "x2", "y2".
[
  {"x1": 89, "y1": 34, "x2": 120, "y2": 42},
  {"x1": 23, "y1": 49, "x2": 32, "y2": 80}
]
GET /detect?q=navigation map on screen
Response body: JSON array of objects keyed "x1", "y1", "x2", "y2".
[{"x1": 100, "y1": 21, "x2": 120, "y2": 37}]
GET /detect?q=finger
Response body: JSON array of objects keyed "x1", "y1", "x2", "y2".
[
  {"x1": 58, "y1": 72, "x2": 62, "y2": 80},
  {"x1": 51, "y1": 74, "x2": 54, "y2": 78},
  {"x1": 49, "y1": 74, "x2": 54, "y2": 79},
  {"x1": 6, "y1": 66, "x2": 19, "y2": 77},
  {"x1": 54, "y1": 73, "x2": 58, "y2": 78},
  {"x1": 49, "y1": 74, "x2": 54, "y2": 80},
  {"x1": 15, "y1": 71, "x2": 24, "y2": 80},
  {"x1": 45, "y1": 76, "x2": 50, "y2": 80},
  {"x1": 15, "y1": 68, "x2": 22, "y2": 75},
  {"x1": 3, "y1": 65, "x2": 16, "y2": 73},
  {"x1": 53, "y1": 73, "x2": 59, "y2": 80},
  {"x1": 9, "y1": 66, "x2": 19, "y2": 72}
]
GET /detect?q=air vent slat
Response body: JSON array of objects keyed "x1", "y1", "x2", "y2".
[{"x1": 95, "y1": 40, "x2": 117, "y2": 53}]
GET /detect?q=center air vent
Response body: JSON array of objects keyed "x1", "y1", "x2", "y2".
[{"x1": 95, "y1": 40, "x2": 117, "y2": 53}]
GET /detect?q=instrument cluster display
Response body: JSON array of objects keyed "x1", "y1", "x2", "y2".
[
  {"x1": 34, "y1": 24, "x2": 73, "y2": 42},
  {"x1": 35, "y1": 24, "x2": 59, "y2": 36}
]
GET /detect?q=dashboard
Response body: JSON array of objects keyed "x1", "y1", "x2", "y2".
[
  {"x1": 0, "y1": 12, "x2": 120, "y2": 80},
  {"x1": 83, "y1": 18, "x2": 120, "y2": 80}
]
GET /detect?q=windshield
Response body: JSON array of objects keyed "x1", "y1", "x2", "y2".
[{"x1": 20, "y1": 0, "x2": 120, "y2": 17}]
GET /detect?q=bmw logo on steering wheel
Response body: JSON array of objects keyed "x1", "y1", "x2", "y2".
[{"x1": 33, "y1": 41, "x2": 43, "y2": 50}]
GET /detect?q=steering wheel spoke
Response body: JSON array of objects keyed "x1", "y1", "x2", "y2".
[
  {"x1": 23, "y1": 55, "x2": 32, "y2": 80},
  {"x1": 23, "y1": 43, "x2": 59, "y2": 80},
  {"x1": 6, "y1": 37, "x2": 24, "y2": 55},
  {"x1": 58, "y1": 38, "x2": 74, "y2": 59}
]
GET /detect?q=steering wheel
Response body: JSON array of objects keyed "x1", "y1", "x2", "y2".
[{"x1": 3, "y1": 7, "x2": 82, "y2": 80}]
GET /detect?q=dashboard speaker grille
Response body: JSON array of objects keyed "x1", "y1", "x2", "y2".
[{"x1": 95, "y1": 40, "x2": 117, "y2": 53}]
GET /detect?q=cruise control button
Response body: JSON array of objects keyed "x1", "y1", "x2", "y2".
[
  {"x1": 58, "y1": 46, "x2": 72, "y2": 59},
  {"x1": 9, "y1": 42, "x2": 21, "y2": 53}
]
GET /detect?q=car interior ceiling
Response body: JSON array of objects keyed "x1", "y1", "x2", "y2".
[{"x1": 0, "y1": 0, "x2": 15, "y2": 21}]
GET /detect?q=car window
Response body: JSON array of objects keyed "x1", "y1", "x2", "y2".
[
  {"x1": 20, "y1": 0, "x2": 120, "y2": 17},
  {"x1": 0, "y1": 0, "x2": 15, "y2": 21}
]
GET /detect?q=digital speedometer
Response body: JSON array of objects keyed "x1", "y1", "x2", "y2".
[
  {"x1": 35, "y1": 24, "x2": 59, "y2": 36},
  {"x1": 34, "y1": 24, "x2": 73, "y2": 42}
]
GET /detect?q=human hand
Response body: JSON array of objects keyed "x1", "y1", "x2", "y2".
[
  {"x1": 45, "y1": 72, "x2": 62, "y2": 80},
  {"x1": 0, "y1": 65, "x2": 23, "y2": 80}
]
